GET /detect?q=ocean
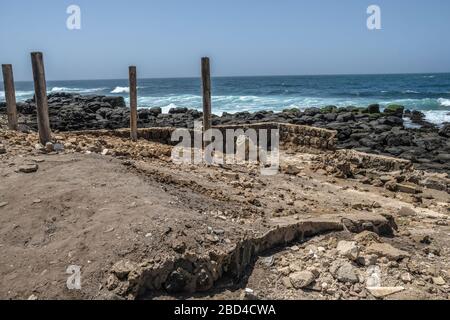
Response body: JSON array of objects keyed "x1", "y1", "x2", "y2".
[{"x1": 1, "y1": 73, "x2": 450, "y2": 125}]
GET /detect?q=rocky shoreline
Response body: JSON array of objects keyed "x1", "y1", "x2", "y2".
[{"x1": 1, "y1": 92, "x2": 449, "y2": 173}]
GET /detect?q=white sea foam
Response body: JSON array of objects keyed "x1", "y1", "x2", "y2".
[
  {"x1": 0, "y1": 90, "x2": 35, "y2": 100},
  {"x1": 50, "y1": 87, "x2": 107, "y2": 94},
  {"x1": 423, "y1": 111, "x2": 450, "y2": 125},
  {"x1": 438, "y1": 98, "x2": 450, "y2": 107},
  {"x1": 111, "y1": 86, "x2": 130, "y2": 94},
  {"x1": 403, "y1": 90, "x2": 420, "y2": 94},
  {"x1": 111, "y1": 86, "x2": 147, "y2": 94}
]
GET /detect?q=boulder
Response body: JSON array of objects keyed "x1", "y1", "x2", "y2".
[
  {"x1": 102, "y1": 96, "x2": 126, "y2": 108},
  {"x1": 18, "y1": 164, "x2": 39, "y2": 173},
  {"x1": 335, "y1": 262, "x2": 359, "y2": 283},
  {"x1": 367, "y1": 104, "x2": 380, "y2": 114},
  {"x1": 410, "y1": 110, "x2": 426, "y2": 123},
  {"x1": 396, "y1": 183, "x2": 422, "y2": 194},
  {"x1": 289, "y1": 271, "x2": 316, "y2": 289},
  {"x1": 336, "y1": 240, "x2": 359, "y2": 260},
  {"x1": 439, "y1": 124, "x2": 450, "y2": 138},
  {"x1": 366, "y1": 243, "x2": 410, "y2": 261},
  {"x1": 169, "y1": 107, "x2": 188, "y2": 114},
  {"x1": 149, "y1": 107, "x2": 162, "y2": 115},
  {"x1": 383, "y1": 104, "x2": 405, "y2": 117},
  {"x1": 398, "y1": 207, "x2": 417, "y2": 217}
]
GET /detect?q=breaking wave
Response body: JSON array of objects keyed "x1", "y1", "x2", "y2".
[
  {"x1": 50, "y1": 87, "x2": 107, "y2": 94},
  {"x1": 0, "y1": 90, "x2": 35, "y2": 101},
  {"x1": 438, "y1": 98, "x2": 450, "y2": 107},
  {"x1": 111, "y1": 86, "x2": 129, "y2": 94}
]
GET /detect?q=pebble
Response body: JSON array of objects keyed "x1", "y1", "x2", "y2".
[
  {"x1": 398, "y1": 206, "x2": 417, "y2": 217},
  {"x1": 240, "y1": 288, "x2": 259, "y2": 300},
  {"x1": 282, "y1": 277, "x2": 293, "y2": 288},
  {"x1": 45, "y1": 142, "x2": 54, "y2": 152},
  {"x1": 401, "y1": 272, "x2": 413, "y2": 283},
  {"x1": 337, "y1": 240, "x2": 359, "y2": 261},
  {"x1": 432, "y1": 276, "x2": 446, "y2": 286},
  {"x1": 53, "y1": 143, "x2": 64, "y2": 152},
  {"x1": 18, "y1": 164, "x2": 39, "y2": 173},
  {"x1": 261, "y1": 256, "x2": 274, "y2": 267},
  {"x1": 289, "y1": 271, "x2": 316, "y2": 289},
  {"x1": 0, "y1": 202, "x2": 8, "y2": 208},
  {"x1": 367, "y1": 286, "x2": 405, "y2": 298}
]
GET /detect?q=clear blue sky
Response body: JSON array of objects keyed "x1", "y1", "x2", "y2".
[{"x1": 1, "y1": 0, "x2": 449, "y2": 81}]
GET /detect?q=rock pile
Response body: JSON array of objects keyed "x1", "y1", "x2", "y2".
[{"x1": 1, "y1": 93, "x2": 449, "y2": 172}]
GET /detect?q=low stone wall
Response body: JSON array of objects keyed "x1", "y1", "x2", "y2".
[
  {"x1": 279, "y1": 123, "x2": 337, "y2": 151},
  {"x1": 335, "y1": 149, "x2": 413, "y2": 172},
  {"x1": 213, "y1": 122, "x2": 336, "y2": 151},
  {"x1": 70, "y1": 122, "x2": 337, "y2": 152},
  {"x1": 70, "y1": 128, "x2": 178, "y2": 145}
]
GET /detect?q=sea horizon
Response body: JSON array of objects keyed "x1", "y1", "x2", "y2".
[
  {"x1": 6, "y1": 71, "x2": 450, "y2": 83},
  {"x1": 2, "y1": 73, "x2": 450, "y2": 125}
]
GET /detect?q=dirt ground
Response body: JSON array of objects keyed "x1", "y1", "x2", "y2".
[{"x1": 0, "y1": 128, "x2": 449, "y2": 300}]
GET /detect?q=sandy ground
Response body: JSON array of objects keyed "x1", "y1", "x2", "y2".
[{"x1": 0, "y1": 128, "x2": 449, "y2": 300}]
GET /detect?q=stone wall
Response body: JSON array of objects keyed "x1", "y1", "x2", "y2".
[
  {"x1": 333, "y1": 149, "x2": 413, "y2": 172},
  {"x1": 279, "y1": 123, "x2": 337, "y2": 151},
  {"x1": 70, "y1": 122, "x2": 338, "y2": 153}
]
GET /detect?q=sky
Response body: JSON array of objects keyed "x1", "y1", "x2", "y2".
[{"x1": 1, "y1": 0, "x2": 450, "y2": 81}]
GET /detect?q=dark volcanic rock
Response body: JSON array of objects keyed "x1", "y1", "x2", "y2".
[
  {"x1": 2, "y1": 92, "x2": 449, "y2": 173},
  {"x1": 439, "y1": 123, "x2": 450, "y2": 138},
  {"x1": 367, "y1": 104, "x2": 380, "y2": 114},
  {"x1": 169, "y1": 107, "x2": 188, "y2": 114},
  {"x1": 384, "y1": 104, "x2": 405, "y2": 117}
]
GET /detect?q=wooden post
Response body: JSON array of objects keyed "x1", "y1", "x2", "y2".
[
  {"x1": 30, "y1": 52, "x2": 52, "y2": 144},
  {"x1": 201, "y1": 57, "x2": 212, "y2": 147},
  {"x1": 129, "y1": 66, "x2": 138, "y2": 141},
  {"x1": 1, "y1": 64, "x2": 18, "y2": 130}
]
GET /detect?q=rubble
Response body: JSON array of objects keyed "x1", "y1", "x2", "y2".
[{"x1": 0, "y1": 126, "x2": 449, "y2": 300}]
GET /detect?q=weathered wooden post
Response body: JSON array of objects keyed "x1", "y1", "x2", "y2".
[
  {"x1": 129, "y1": 66, "x2": 138, "y2": 141},
  {"x1": 30, "y1": 52, "x2": 52, "y2": 144},
  {"x1": 1, "y1": 64, "x2": 18, "y2": 130},
  {"x1": 201, "y1": 57, "x2": 212, "y2": 147}
]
